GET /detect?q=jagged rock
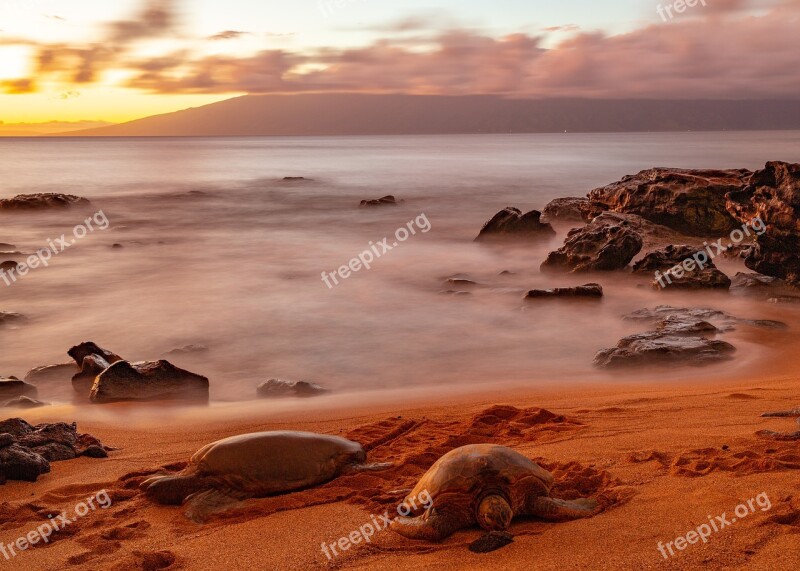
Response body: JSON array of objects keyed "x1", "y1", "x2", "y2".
[
  {"x1": 68, "y1": 342, "x2": 122, "y2": 367},
  {"x1": 257, "y1": 379, "x2": 329, "y2": 398},
  {"x1": 89, "y1": 360, "x2": 209, "y2": 403},
  {"x1": 0, "y1": 193, "x2": 90, "y2": 210},
  {"x1": 541, "y1": 217, "x2": 643, "y2": 272},
  {"x1": 525, "y1": 283, "x2": 603, "y2": 299},
  {"x1": 68, "y1": 342, "x2": 123, "y2": 396},
  {"x1": 633, "y1": 245, "x2": 731, "y2": 289},
  {"x1": 589, "y1": 168, "x2": 750, "y2": 236},
  {"x1": 0, "y1": 419, "x2": 107, "y2": 484},
  {"x1": 2, "y1": 396, "x2": 48, "y2": 409},
  {"x1": 541, "y1": 197, "x2": 603, "y2": 223},
  {"x1": 360, "y1": 195, "x2": 400, "y2": 207},
  {"x1": 726, "y1": 161, "x2": 800, "y2": 284},
  {"x1": 475, "y1": 207, "x2": 556, "y2": 241},
  {"x1": 0, "y1": 378, "x2": 37, "y2": 399}
]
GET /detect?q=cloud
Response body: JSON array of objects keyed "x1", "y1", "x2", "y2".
[
  {"x1": 6, "y1": 0, "x2": 800, "y2": 100},
  {"x1": 208, "y1": 30, "x2": 249, "y2": 41},
  {"x1": 1, "y1": 79, "x2": 36, "y2": 94}
]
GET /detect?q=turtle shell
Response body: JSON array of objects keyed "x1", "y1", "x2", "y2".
[{"x1": 402, "y1": 444, "x2": 553, "y2": 515}]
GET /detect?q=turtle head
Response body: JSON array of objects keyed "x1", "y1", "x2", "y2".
[
  {"x1": 477, "y1": 494, "x2": 513, "y2": 532},
  {"x1": 141, "y1": 474, "x2": 201, "y2": 505},
  {"x1": 336, "y1": 446, "x2": 367, "y2": 469}
]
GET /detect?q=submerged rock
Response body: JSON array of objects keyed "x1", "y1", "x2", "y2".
[
  {"x1": 525, "y1": 283, "x2": 603, "y2": 299},
  {"x1": 90, "y1": 360, "x2": 209, "y2": 403},
  {"x1": 0, "y1": 312, "x2": 25, "y2": 328},
  {"x1": 588, "y1": 168, "x2": 749, "y2": 236},
  {"x1": 633, "y1": 245, "x2": 731, "y2": 290},
  {"x1": 0, "y1": 193, "x2": 90, "y2": 210},
  {"x1": 24, "y1": 363, "x2": 78, "y2": 385},
  {"x1": 475, "y1": 207, "x2": 556, "y2": 241},
  {"x1": 360, "y1": 195, "x2": 400, "y2": 207},
  {"x1": 0, "y1": 378, "x2": 37, "y2": 399},
  {"x1": 257, "y1": 379, "x2": 329, "y2": 398},
  {"x1": 541, "y1": 217, "x2": 643, "y2": 272},
  {"x1": 726, "y1": 161, "x2": 800, "y2": 284},
  {"x1": 2, "y1": 396, "x2": 48, "y2": 409},
  {"x1": 594, "y1": 334, "x2": 736, "y2": 368}
]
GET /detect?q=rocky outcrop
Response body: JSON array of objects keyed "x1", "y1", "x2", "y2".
[
  {"x1": 595, "y1": 305, "x2": 786, "y2": 368},
  {"x1": 360, "y1": 195, "x2": 400, "y2": 207},
  {"x1": 725, "y1": 161, "x2": 800, "y2": 284},
  {"x1": 2, "y1": 396, "x2": 48, "y2": 409},
  {"x1": 541, "y1": 217, "x2": 643, "y2": 272},
  {"x1": 525, "y1": 283, "x2": 603, "y2": 299},
  {"x1": 68, "y1": 342, "x2": 124, "y2": 396},
  {"x1": 475, "y1": 207, "x2": 556, "y2": 241},
  {"x1": 257, "y1": 379, "x2": 329, "y2": 398},
  {"x1": 0, "y1": 418, "x2": 107, "y2": 484},
  {"x1": 0, "y1": 378, "x2": 37, "y2": 400},
  {"x1": 0, "y1": 193, "x2": 90, "y2": 210},
  {"x1": 541, "y1": 197, "x2": 603, "y2": 223},
  {"x1": 89, "y1": 360, "x2": 209, "y2": 403},
  {"x1": 588, "y1": 168, "x2": 750, "y2": 236},
  {"x1": 633, "y1": 245, "x2": 731, "y2": 289}
]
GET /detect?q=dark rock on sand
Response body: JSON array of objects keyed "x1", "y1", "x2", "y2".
[
  {"x1": 0, "y1": 378, "x2": 37, "y2": 399},
  {"x1": 525, "y1": 283, "x2": 603, "y2": 299},
  {"x1": 633, "y1": 245, "x2": 731, "y2": 290},
  {"x1": 475, "y1": 207, "x2": 556, "y2": 241},
  {"x1": 360, "y1": 195, "x2": 400, "y2": 207},
  {"x1": 0, "y1": 193, "x2": 90, "y2": 210},
  {"x1": 541, "y1": 217, "x2": 643, "y2": 272},
  {"x1": 541, "y1": 197, "x2": 603, "y2": 223},
  {"x1": 90, "y1": 360, "x2": 209, "y2": 403},
  {"x1": 588, "y1": 168, "x2": 749, "y2": 236},
  {"x1": 257, "y1": 379, "x2": 329, "y2": 398},
  {"x1": 726, "y1": 161, "x2": 800, "y2": 284},
  {"x1": 2, "y1": 396, "x2": 48, "y2": 409},
  {"x1": 0, "y1": 419, "x2": 108, "y2": 484}
]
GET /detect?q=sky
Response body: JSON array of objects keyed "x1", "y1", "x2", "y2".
[{"x1": 0, "y1": 0, "x2": 798, "y2": 124}]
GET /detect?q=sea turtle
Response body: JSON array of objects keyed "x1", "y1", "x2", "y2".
[
  {"x1": 391, "y1": 444, "x2": 598, "y2": 543},
  {"x1": 141, "y1": 431, "x2": 385, "y2": 521}
]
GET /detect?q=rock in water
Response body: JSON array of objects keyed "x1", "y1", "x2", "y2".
[
  {"x1": 633, "y1": 245, "x2": 731, "y2": 289},
  {"x1": 257, "y1": 379, "x2": 329, "y2": 398},
  {"x1": 360, "y1": 195, "x2": 400, "y2": 207},
  {"x1": 541, "y1": 197, "x2": 603, "y2": 223},
  {"x1": 541, "y1": 217, "x2": 643, "y2": 272},
  {"x1": 0, "y1": 193, "x2": 90, "y2": 210},
  {"x1": 68, "y1": 342, "x2": 124, "y2": 396},
  {"x1": 0, "y1": 378, "x2": 37, "y2": 399},
  {"x1": 588, "y1": 168, "x2": 749, "y2": 236},
  {"x1": 475, "y1": 207, "x2": 556, "y2": 241},
  {"x1": 525, "y1": 283, "x2": 603, "y2": 299},
  {"x1": 90, "y1": 360, "x2": 209, "y2": 403},
  {"x1": 726, "y1": 161, "x2": 800, "y2": 284},
  {"x1": 2, "y1": 396, "x2": 48, "y2": 409}
]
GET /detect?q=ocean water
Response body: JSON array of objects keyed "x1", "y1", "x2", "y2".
[{"x1": 1, "y1": 132, "x2": 799, "y2": 406}]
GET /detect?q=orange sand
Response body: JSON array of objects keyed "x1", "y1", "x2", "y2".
[{"x1": 1, "y1": 373, "x2": 799, "y2": 571}]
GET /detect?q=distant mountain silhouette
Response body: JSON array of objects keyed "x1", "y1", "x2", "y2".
[{"x1": 59, "y1": 94, "x2": 800, "y2": 136}]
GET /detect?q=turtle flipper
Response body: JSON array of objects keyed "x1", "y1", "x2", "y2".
[
  {"x1": 184, "y1": 488, "x2": 248, "y2": 523},
  {"x1": 528, "y1": 496, "x2": 598, "y2": 522},
  {"x1": 761, "y1": 408, "x2": 800, "y2": 418},
  {"x1": 391, "y1": 508, "x2": 466, "y2": 541},
  {"x1": 759, "y1": 409, "x2": 800, "y2": 440}
]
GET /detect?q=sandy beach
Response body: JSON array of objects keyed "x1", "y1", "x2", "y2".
[{"x1": 1, "y1": 370, "x2": 798, "y2": 571}]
